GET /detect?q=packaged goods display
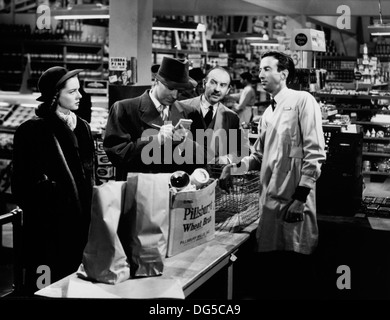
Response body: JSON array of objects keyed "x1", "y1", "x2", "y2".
[
  {"x1": 362, "y1": 196, "x2": 390, "y2": 218},
  {"x1": 94, "y1": 138, "x2": 115, "y2": 181},
  {"x1": 1, "y1": 104, "x2": 36, "y2": 128},
  {"x1": 90, "y1": 106, "x2": 108, "y2": 135}
]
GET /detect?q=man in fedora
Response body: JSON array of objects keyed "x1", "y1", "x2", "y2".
[{"x1": 103, "y1": 57, "x2": 205, "y2": 179}]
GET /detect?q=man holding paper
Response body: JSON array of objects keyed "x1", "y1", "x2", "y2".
[{"x1": 104, "y1": 57, "x2": 205, "y2": 180}]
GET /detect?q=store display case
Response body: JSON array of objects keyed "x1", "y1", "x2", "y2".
[{"x1": 317, "y1": 92, "x2": 390, "y2": 180}]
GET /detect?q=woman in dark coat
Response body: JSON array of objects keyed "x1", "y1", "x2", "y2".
[{"x1": 11, "y1": 67, "x2": 96, "y2": 295}]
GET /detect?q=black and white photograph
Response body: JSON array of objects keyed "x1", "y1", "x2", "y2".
[{"x1": 1, "y1": 0, "x2": 390, "y2": 316}]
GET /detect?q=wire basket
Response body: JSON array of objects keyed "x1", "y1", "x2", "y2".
[{"x1": 208, "y1": 164, "x2": 260, "y2": 233}]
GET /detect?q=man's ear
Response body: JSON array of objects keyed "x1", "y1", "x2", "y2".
[
  {"x1": 281, "y1": 69, "x2": 289, "y2": 81},
  {"x1": 226, "y1": 86, "x2": 231, "y2": 95}
]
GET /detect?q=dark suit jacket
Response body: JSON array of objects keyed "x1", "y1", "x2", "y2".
[
  {"x1": 181, "y1": 95, "x2": 248, "y2": 164},
  {"x1": 103, "y1": 90, "x2": 205, "y2": 179}
]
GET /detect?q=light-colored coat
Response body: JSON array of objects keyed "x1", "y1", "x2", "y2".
[{"x1": 245, "y1": 87, "x2": 326, "y2": 254}]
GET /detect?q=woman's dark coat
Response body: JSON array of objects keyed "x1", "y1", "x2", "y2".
[{"x1": 11, "y1": 108, "x2": 95, "y2": 293}]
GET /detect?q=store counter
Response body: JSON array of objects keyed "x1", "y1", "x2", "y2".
[
  {"x1": 35, "y1": 220, "x2": 259, "y2": 300},
  {"x1": 316, "y1": 212, "x2": 390, "y2": 299}
]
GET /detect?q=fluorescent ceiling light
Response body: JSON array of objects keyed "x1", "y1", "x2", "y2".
[
  {"x1": 368, "y1": 25, "x2": 390, "y2": 36},
  {"x1": 211, "y1": 33, "x2": 271, "y2": 40},
  {"x1": 54, "y1": 14, "x2": 109, "y2": 20},
  {"x1": 53, "y1": 4, "x2": 109, "y2": 20},
  {"x1": 367, "y1": 0, "x2": 390, "y2": 36},
  {"x1": 371, "y1": 32, "x2": 390, "y2": 36},
  {"x1": 152, "y1": 21, "x2": 205, "y2": 32}
]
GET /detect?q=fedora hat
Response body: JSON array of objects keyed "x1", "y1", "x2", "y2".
[
  {"x1": 36, "y1": 66, "x2": 83, "y2": 102},
  {"x1": 155, "y1": 57, "x2": 196, "y2": 90}
]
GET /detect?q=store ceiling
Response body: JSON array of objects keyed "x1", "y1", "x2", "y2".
[{"x1": 153, "y1": 0, "x2": 389, "y2": 17}]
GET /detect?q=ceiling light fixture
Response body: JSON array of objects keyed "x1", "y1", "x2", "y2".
[
  {"x1": 368, "y1": 0, "x2": 390, "y2": 36},
  {"x1": 53, "y1": 4, "x2": 109, "y2": 20},
  {"x1": 152, "y1": 21, "x2": 206, "y2": 32}
]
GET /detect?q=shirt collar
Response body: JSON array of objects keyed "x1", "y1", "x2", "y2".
[
  {"x1": 272, "y1": 86, "x2": 289, "y2": 105},
  {"x1": 200, "y1": 95, "x2": 218, "y2": 116},
  {"x1": 149, "y1": 89, "x2": 163, "y2": 111}
]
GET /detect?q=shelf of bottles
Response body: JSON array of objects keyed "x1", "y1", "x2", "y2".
[
  {"x1": 373, "y1": 39, "x2": 390, "y2": 59},
  {"x1": 152, "y1": 30, "x2": 203, "y2": 51},
  {"x1": 0, "y1": 22, "x2": 108, "y2": 91}
]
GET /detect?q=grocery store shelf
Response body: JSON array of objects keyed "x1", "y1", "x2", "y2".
[
  {"x1": 363, "y1": 137, "x2": 390, "y2": 141},
  {"x1": 353, "y1": 121, "x2": 390, "y2": 126},
  {"x1": 363, "y1": 152, "x2": 390, "y2": 157},
  {"x1": 317, "y1": 93, "x2": 390, "y2": 100},
  {"x1": 363, "y1": 171, "x2": 390, "y2": 176}
]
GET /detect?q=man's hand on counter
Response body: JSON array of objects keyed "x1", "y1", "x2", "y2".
[{"x1": 218, "y1": 163, "x2": 234, "y2": 194}]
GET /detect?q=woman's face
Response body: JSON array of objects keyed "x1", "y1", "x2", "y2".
[
  {"x1": 121, "y1": 71, "x2": 128, "y2": 83},
  {"x1": 57, "y1": 76, "x2": 82, "y2": 113}
]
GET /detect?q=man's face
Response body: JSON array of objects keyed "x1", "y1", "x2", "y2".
[
  {"x1": 154, "y1": 80, "x2": 178, "y2": 106},
  {"x1": 203, "y1": 69, "x2": 231, "y2": 105},
  {"x1": 258, "y1": 56, "x2": 286, "y2": 96}
]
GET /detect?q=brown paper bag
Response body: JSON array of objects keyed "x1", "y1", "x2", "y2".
[
  {"x1": 77, "y1": 181, "x2": 130, "y2": 284},
  {"x1": 167, "y1": 179, "x2": 216, "y2": 257},
  {"x1": 120, "y1": 173, "x2": 171, "y2": 278}
]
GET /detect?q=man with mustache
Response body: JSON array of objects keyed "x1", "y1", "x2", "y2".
[{"x1": 181, "y1": 66, "x2": 248, "y2": 165}]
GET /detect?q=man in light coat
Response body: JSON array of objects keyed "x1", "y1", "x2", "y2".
[{"x1": 220, "y1": 51, "x2": 326, "y2": 299}]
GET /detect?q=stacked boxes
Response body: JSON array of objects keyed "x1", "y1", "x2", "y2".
[{"x1": 95, "y1": 138, "x2": 116, "y2": 183}]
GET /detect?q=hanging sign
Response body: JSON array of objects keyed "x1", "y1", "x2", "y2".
[{"x1": 290, "y1": 29, "x2": 326, "y2": 52}]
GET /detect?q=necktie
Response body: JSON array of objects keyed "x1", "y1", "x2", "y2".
[
  {"x1": 158, "y1": 105, "x2": 169, "y2": 121},
  {"x1": 271, "y1": 99, "x2": 276, "y2": 112},
  {"x1": 204, "y1": 105, "x2": 213, "y2": 127}
]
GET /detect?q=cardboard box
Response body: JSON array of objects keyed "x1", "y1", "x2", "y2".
[
  {"x1": 290, "y1": 28, "x2": 326, "y2": 52},
  {"x1": 167, "y1": 179, "x2": 217, "y2": 257}
]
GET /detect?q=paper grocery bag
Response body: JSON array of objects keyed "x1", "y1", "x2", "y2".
[
  {"x1": 77, "y1": 181, "x2": 130, "y2": 284},
  {"x1": 167, "y1": 179, "x2": 217, "y2": 257},
  {"x1": 120, "y1": 173, "x2": 171, "y2": 278}
]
